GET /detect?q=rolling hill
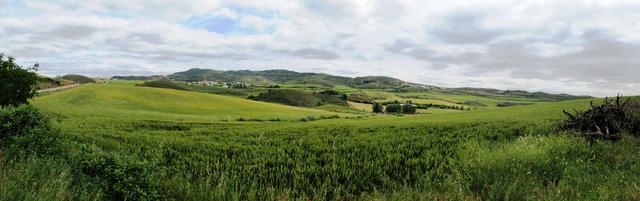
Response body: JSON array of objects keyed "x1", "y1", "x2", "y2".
[
  {"x1": 169, "y1": 68, "x2": 353, "y2": 87},
  {"x1": 27, "y1": 79, "x2": 639, "y2": 201},
  {"x1": 62, "y1": 74, "x2": 96, "y2": 84},
  {"x1": 165, "y1": 68, "x2": 590, "y2": 101},
  {"x1": 250, "y1": 89, "x2": 349, "y2": 107},
  {"x1": 452, "y1": 87, "x2": 593, "y2": 102},
  {"x1": 33, "y1": 83, "x2": 346, "y2": 122}
]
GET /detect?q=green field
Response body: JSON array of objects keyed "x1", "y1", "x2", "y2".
[
  {"x1": 9, "y1": 82, "x2": 638, "y2": 200},
  {"x1": 34, "y1": 83, "x2": 343, "y2": 122}
]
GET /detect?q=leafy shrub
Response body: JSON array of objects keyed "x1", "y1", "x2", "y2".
[
  {"x1": 0, "y1": 54, "x2": 39, "y2": 108},
  {"x1": 71, "y1": 145, "x2": 159, "y2": 201},
  {"x1": 0, "y1": 105, "x2": 59, "y2": 159},
  {"x1": 625, "y1": 97, "x2": 640, "y2": 134},
  {"x1": 384, "y1": 104, "x2": 417, "y2": 114},
  {"x1": 385, "y1": 104, "x2": 402, "y2": 113},
  {"x1": 372, "y1": 102, "x2": 384, "y2": 113},
  {"x1": 561, "y1": 95, "x2": 639, "y2": 141},
  {"x1": 402, "y1": 104, "x2": 417, "y2": 114}
]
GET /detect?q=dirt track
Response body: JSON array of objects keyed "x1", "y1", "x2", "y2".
[{"x1": 37, "y1": 84, "x2": 80, "y2": 93}]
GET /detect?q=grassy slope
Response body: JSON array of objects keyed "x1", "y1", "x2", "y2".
[
  {"x1": 251, "y1": 89, "x2": 348, "y2": 107},
  {"x1": 33, "y1": 83, "x2": 343, "y2": 122},
  {"x1": 362, "y1": 89, "x2": 539, "y2": 109},
  {"x1": 28, "y1": 82, "x2": 640, "y2": 200}
]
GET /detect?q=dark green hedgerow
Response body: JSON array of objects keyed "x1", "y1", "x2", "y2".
[
  {"x1": 0, "y1": 105, "x2": 60, "y2": 159},
  {"x1": 70, "y1": 145, "x2": 160, "y2": 201},
  {"x1": 0, "y1": 105, "x2": 161, "y2": 201}
]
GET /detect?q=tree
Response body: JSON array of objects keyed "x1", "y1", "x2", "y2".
[
  {"x1": 0, "y1": 54, "x2": 39, "y2": 108},
  {"x1": 372, "y1": 102, "x2": 384, "y2": 113},
  {"x1": 386, "y1": 104, "x2": 402, "y2": 113},
  {"x1": 402, "y1": 104, "x2": 417, "y2": 114}
]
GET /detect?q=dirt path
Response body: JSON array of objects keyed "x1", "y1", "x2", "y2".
[{"x1": 38, "y1": 84, "x2": 80, "y2": 93}]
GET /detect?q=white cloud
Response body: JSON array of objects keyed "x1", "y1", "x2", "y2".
[{"x1": 1, "y1": 0, "x2": 639, "y2": 96}]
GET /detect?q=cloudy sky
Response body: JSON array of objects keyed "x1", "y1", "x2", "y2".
[{"x1": 1, "y1": 0, "x2": 639, "y2": 96}]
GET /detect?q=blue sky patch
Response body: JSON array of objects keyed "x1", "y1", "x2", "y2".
[{"x1": 184, "y1": 7, "x2": 276, "y2": 35}]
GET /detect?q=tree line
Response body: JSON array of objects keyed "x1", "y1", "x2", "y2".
[{"x1": 374, "y1": 100, "x2": 468, "y2": 114}]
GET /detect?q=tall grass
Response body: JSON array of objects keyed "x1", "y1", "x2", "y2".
[{"x1": 3, "y1": 83, "x2": 636, "y2": 200}]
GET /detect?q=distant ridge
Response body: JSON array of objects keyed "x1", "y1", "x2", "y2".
[
  {"x1": 112, "y1": 68, "x2": 592, "y2": 101},
  {"x1": 168, "y1": 68, "x2": 438, "y2": 90}
]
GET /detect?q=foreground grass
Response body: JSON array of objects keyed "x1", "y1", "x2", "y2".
[{"x1": 6, "y1": 83, "x2": 636, "y2": 200}]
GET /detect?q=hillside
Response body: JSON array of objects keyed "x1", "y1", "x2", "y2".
[
  {"x1": 30, "y1": 82, "x2": 634, "y2": 201},
  {"x1": 62, "y1": 74, "x2": 95, "y2": 84},
  {"x1": 168, "y1": 68, "x2": 433, "y2": 89},
  {"x1": 167, "y1": 68, "x2": 589, "y2": 101},
  {"x1": 169, "y1": 68, "x2": 353, "y2": 87},
  {"x1": 250, "y1": 89, "x2": 349, "y2": 107},
  {"x1": 33, "y1": 82, "x2": 345, "y2": 122},
  {"x1": 452, "y1": 87, "x2": 592, "y2": 101}
]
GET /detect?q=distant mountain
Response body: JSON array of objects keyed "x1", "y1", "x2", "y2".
[
  {"x1": 169, "y1": 68, "x2": 352, "y2": 86},
  {"x1": 62, "y1": 74, "x2": 95, "y2": 84},
  {"x1": 169, "y1": 68, "x2": 437, "y2": 89},
  {"x1": 166, "y1": 68, "x2": 591, "y2": 101},
  {"x1": 451, "y1": 87, "x2": 592, "y2": 102}
]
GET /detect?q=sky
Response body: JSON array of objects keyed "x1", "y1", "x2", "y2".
[{"x1": 1, "y1": 0, "x2": 639, "y2": 97}]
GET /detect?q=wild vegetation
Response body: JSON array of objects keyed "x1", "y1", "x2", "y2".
[
  {"x1": 22, "y1": 86, "x2": 640, "y2": 200},
  {"x1": 561, "y1": 95, "x2": 640, "y2": 141},
  {"x1": 0, "y1": 82, "x2": 636, "y2": 200},
  {"x1": 0, "y1": 53, "x2": 39, "y2": 108},
  {"x1": 1, "y1": 55, "x2": 638, "y2": 200},
  {"x1": 14, "y1": 80, "x2": 636, "y2": 200},
  {"x1": 137, "y1": 80, "x2": 188, "y2": 91},
  {"x1": 168, "y1": 68, "x2": 589, "y2": 101},
  {"x1": 249, "y1": 89, "x2": 349, "y2": 107}
]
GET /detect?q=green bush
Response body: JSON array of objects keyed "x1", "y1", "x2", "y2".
[
  {"x1": 0, "y1": 105, "x2": 48, "y2": 142},
  {"x1": 0, "y1": 105, "x2": 59, "y2": 159},
  {"x1": 385, "y1": 104, "x2": 402, "y2": 113},
  {"x1": 0, "y1": 53, "x2": 39, "y2": 108},
  {"x1": 402, "y1": 104, "x2": 417, "y2": 114},
  {"x1": 71, "y1": 145, "x2": 160, "y2": 201},
  {"x1": 372, "y1": 102, "x2": 384, "y2": 113},
  {"x1": 625, "y1": 98, "x2": 640, "y2": 135}
]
